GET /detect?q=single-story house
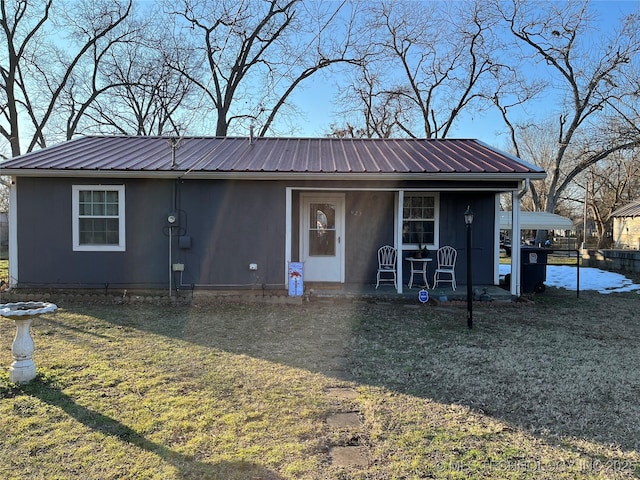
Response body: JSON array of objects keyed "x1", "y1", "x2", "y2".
[
  {"x1": 611, "y1": 200, "x2": 640, "y2": 249},
  {"x1": 0, "y1": 136, "x2": 545, "y2": 296}
]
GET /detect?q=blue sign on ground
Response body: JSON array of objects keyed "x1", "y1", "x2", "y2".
[
  {"x1": 288, "y1": 262, "x2": 304, "y2": 296},
  {"x1": 418, "y1": 289, "x2": 429, "y2": 303}
]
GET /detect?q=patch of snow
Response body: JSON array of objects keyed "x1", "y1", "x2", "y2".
[{"x1": 499, "y1": 265, "x2": 640, "y2": 295}]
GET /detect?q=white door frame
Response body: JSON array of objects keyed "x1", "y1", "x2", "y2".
[{"x1": 299, "y1": 192, "x2": 345, "y2": 282}]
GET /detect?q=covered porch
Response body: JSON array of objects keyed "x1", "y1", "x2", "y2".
[{"x1": 286, "y1": 187, "x2": 526, "y2": 297}]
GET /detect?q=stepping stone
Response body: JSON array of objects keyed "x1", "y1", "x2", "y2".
[
  {"x1": 324, "y1": 369, "x2": 352, "y2": 380},
  {"x1": 325, "y1": 387, "x2": 359, "y2": 399},
  {"x1": 330, "y1": 446, "x2": 368, "y2": 467},
  {"x1": 326, "y1": 412, "x2": 361, "y2": 428}
]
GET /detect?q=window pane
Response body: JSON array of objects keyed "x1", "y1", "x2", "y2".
[
  {"x1": 79, "y1": 190, "x2": 121, "y2": 216},
  {"x1": 79, "y1": 204, "x2": 91, "y2": 216},
  {"x1": 309, "y1": 230, "x2": 335, "y2": 256},
  {"x1": 106, "y1": 218, "x2": 120, "y2": 244},
  {"x1": 78, "y1": 217, "x2": 119, "y2": 245},
  {"x1": 105, "y1": 203, "x2": 119, "y2": 216},
  {"x1": 92, "y1": 191, "x2": 105, "y2": 203},
  {"x1": 311, "y1": 203, "x2": 335, "y2": 230},
  {"x1": 402, "y1": 220, "x2": 435, "y2": 245},
  {"x1": 79, "y1": 218, "x2": 95, "y2": 244},
  {"x1": 93, "y1": 203, "x2": 105, "y2": 216},
  {"x1": 403, "y1": 195, "x2": 435, "y2": 220}
]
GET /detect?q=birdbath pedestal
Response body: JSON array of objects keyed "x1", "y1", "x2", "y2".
[{"x1": 1, "y1": 301, "x2": 58, "y2": 383}]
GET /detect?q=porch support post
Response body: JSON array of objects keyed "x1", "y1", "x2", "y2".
[
  {"x1": 9, "y1": 177, "x2": 18, "y2": 288},
  {"x1": 511, "y1": 193, "x2": 522, "y2": 296},
  {"x1": 493, "y1": 194, "x2": 501, "y2": 286},
  {"x1": 396, "y1": 190, "x2": 403, "y2": 294}
]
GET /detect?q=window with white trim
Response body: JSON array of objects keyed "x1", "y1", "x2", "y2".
[
  {"x1": 72, "y1": 185, "x2": 125, "y2": 251},
  {"x1": 402, "y1": 194, "x2": 437, "y2": 247}
]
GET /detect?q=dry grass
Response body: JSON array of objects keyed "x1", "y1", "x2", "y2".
[
  {"x1": 0, "y1": 259, "x2": 7, "y2": 285},
  {"x1": 1, "y1": 284, "x2": 639, "y2": 479}
]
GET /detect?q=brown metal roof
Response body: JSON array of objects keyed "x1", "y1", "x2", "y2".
[
  {"x1": 612, "y1": 200, "x2": 640, "y2": 218},
  {"x1": 0, "y1": 136, "x2": 545, "y2": 179}
]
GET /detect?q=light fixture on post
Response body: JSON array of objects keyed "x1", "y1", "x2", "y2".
[{"x1": 464, "y1": 206, "x2": 474, "y2": 329}]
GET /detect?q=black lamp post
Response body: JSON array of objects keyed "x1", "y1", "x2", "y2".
[{"x1": 464, "y1": 206, "x2": 474, "y2": 329}]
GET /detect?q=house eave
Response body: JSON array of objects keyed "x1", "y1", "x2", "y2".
[{"x1": 3, "y1": 168, "x2": 547, "y2": 183}]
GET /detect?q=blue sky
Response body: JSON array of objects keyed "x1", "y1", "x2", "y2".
[
  {"x1": 7, "y1": 0, "x2": 637, "y2": 151},
  {"x1": 283, "y1": 0, "x2": 640, "y2": 147}
]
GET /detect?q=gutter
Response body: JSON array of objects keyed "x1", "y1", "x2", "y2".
[{"x1": 0, "y1": 169, "x2": 548, "y2": 182}]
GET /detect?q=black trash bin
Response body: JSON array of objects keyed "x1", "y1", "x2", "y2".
[{"x1": 521, "y1": 246, "x2": 550, "y2": 293}]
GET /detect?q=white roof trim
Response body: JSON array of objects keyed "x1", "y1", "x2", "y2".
[
  {"x1": 2, "y1": 168, "x2": 547, "y2": 182},
  {"x1": 500, "y1": 211, "x2": 574, "y2": 230}
]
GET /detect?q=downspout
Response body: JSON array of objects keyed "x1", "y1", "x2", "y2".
[
  {"x1": 518, "y1": 177, "x2": 530, "y2": 201},
  {"x1": 168, "y1": 140, "x2": 179, "y2": 297}
]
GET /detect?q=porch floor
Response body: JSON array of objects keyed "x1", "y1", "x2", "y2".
[{"x1": 305, "y1": 283, "x2": 515, "y2": 303}]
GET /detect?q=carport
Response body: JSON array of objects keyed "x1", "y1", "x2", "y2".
[
  {"x1": 499, "y1": 211, "x2": 574, "y2": 231},
  {"x1": 499, "y1": 211, "x2": 574, "y2": 296}
]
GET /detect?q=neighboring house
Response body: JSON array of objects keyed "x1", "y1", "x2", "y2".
[
  {"x1": 611, "y1": 200, "x2": 640, "y2": 249},
  {"x1": 0, "y1": 211, "x2": 7, "y2": 260},
  {"x1": 0, "y1": 136, "x2": 545, "y2": 295}
]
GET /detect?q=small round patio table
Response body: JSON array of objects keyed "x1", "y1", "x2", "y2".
[{"x1": 406, "y1": 257, "x2": 432, "y2": 289}]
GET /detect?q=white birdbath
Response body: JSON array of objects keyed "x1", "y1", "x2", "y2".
[{"x1": 1, "y1": 301, "x2": 57, "y2": 383}]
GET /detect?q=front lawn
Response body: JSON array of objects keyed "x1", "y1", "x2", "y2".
[{"x1": 1, "y1": 287, "x2": 639, "y2": 479}]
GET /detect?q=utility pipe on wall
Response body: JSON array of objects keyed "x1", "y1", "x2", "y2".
[{"x1": 168, "y1": 225, "x2": 173, "y2": 297}]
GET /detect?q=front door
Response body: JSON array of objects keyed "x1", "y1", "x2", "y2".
[{"x1": 301, "y1": 194, "x2": 345, "y2": 282}]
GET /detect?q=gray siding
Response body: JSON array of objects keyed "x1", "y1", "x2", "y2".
[
  {"x1": 15, "y1": 176, "x2": 497, "y2": 290},
  {"x1": 344, "y1": 191, "x2": 395, "y2": 284},
  {"x1": 437, "y1": 192, "x2": 496, "y2": 285},
  {"x1": 17, "y1": 177, "x2": 173, "y2": 288},
  {"x1": 174, "y1": 179, "x2": 286, "y2": 288}
]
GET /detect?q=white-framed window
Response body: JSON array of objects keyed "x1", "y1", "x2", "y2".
[
  {"x1": 72, "y1": 185, "x2": 125, "y2": 251},
  {"x1": 402, "y1": 193, "x2": 438, "y2": 247}
]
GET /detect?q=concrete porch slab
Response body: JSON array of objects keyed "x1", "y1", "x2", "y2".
[{"x1": 307, "y1": 283, "x2": 514, "y2": 303}]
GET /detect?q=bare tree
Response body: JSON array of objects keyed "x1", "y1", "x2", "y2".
[
  {"x1": 579, "y1": 150, "x2": 640, "y2": 248},
  {"x1": 499, "y1": 0, "x2": 640, "y2": 219},
  {"x1": 163, "y1": 0, "x2": 362, "y2": 137},
  {"x1": 0, "y1": 0, "x2": 134, "y2": 158},
  {"x1": 71, "y1": 9, "x2": 198, "y2": 137},
  {"x1": 331, "y1": 65, "x2": 414, "y2": 138},
  {"x1": 0, "y1": 178, "x2": 8, "y2": 211},
  {"x1": 333, "y1": 0, "x2": 537, "y2": 139}
]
